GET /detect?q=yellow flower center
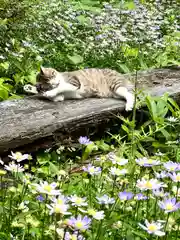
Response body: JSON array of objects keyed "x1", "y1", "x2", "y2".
[
  {"x1": 176, "y1": 175, "x2": 180, "y2": 181},
  {"x1": 148, "y1": 159, "x2": 153, "y2": 163},
  {"x1": 148, "y1": 224, "x2": 157, "y2": 232},
  {"x1": 140, "y1": 160, "x2": 145, "y2": 164},
  {"x1": 89, "y1": 168, "x2": 95, "y2": 173},
  {"x1": 88, "y1": 209, "x2": 96, "y2": 216},
  {"x1": 44, "y1": 185, "x2": 52, "y2": 192},
  {"x1": 57, "y1": 199, "x2": 64, "y2": 204},
  {"x1": 145, "y1": 181, "x2": 153, "y2": 188},
  {"x1": 71, "y1": 236, "x2": 77, "y2": 240},
  {"x1": 75, "y1": 198, "x2": 83, "y2": 204},
  {"x1": 15, "y1": 152, "x2": 23, "y2": 160},
  {"x1": 166, "y1": 204, "x2": 173, "y2": 210},
  {"x1": 170, "y1": 167, "x2": 175, "y2": 171},
  {"x1": 54, "y1": 205, "x2": 61, "y2": 213},
  {"x1": 75, "y1": 221, "x2": 83, "y2": 229}
]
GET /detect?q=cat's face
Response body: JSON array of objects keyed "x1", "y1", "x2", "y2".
[{"x1": 36, "y1": 67, "x2": 59, "y2": 93}]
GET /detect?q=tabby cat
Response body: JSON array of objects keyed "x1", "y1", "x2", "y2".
[{"x1": 24, "y1": 66, "x2": 135, "y2": 111}]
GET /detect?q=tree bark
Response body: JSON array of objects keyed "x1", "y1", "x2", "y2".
[{"x1": 0, "y1": 66, "x2": 180, "y2": 156}]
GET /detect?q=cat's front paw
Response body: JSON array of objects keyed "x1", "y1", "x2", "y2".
[
  {"x1": 125, "y1": 102, "x2": 134, "y2": 111},
  {"x1": 24, "y1": 84, "x2": 38, "y2": 94}
]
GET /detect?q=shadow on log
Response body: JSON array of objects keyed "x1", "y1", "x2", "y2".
[{"x1": 0, "y1": 66, "x2": 180, "y2": 156}]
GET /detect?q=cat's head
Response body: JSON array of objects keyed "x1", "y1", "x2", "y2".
[{"x1": 36, "y1": 66, "x2": 59, "y2": 93}]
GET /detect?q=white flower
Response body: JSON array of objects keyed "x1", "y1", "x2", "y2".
[
  {"x1": 18, "y1": 201, "x2": 29, "y2": 212},
  {"x1": 172, "y1": 186, "x2": 180, "y2": 197},
  {"x1": 138, "y1": 219, "x2": 165, "y2": 236},
  {"x1": 109, "y1": 167, "x2": 127, "y2": 176},
  {"x1": 87, "y1": 209, "x2": 105, "y2": 220},
  {"x1": 47, "y1": 202, "x2": 71, "y2": 215},
  {"x1": 0, "y1": 158, "x2": 4, "y2": 165},
  {"x1": 51, "y1": 194, "x2": 68, "y2": 205},
  {"x1": 8, "y1": 151, "x2": 31, "y2": 162},
  {"x1": 34, "y1": 181, "x2": 61, "y2": 195},
  {"x1": 4, "y1": 161, "x2": 25, "y2": 172},
  {"x1": 111, "y1": 157, "x2": 128, "y2": 166},
  {"x1": 167, "y1": 117, "x2": 178, "y2": 122},
  {"x1": 136, "y1": 178, "x2": 165, "y2": 191},
  {"x1": 69, "y1": 195, "x2": 88, "y2": 207}
]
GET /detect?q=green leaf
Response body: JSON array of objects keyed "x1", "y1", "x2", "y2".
[
  {"x1": 49, "y1": 162, "x2": 59, "y2": 175},
  {"x1": 8, "y1": 94, "x2": 23, "y2": 100},
  {"x1": 160, "y1": 128, "x2": 171, "y2": 140},
  {"x1": 96, "y1": 140, "x2": 110, "y2": 151},
  {"x1": 124, "y1": 1, "x2": 136, "y2": 10},
  {"x1": 0, "y1": 88, "x2": 8, "y2": 100},
  {"x1": 118, "y1": 63, "x2": 130, "y2": 73},
  {"x1": 145, "y1": 96, "x2": 157, "y2": 120},
  {"x1": 121, "y1": 124, "x2": 129, "y2": 134},
  {"x1": 67, "y1": 54, "x2": 84, "y2": 65},
  {"x1": 0, "y1": 62, "x2": 9, "y2": 71},
  {"x1": 76, "y1": 15, "x2": 90, "y2": 25},
  {"x1": 82, "y1": 143, "x2": 95, "y2": 160},
  {"x1": 0, "y1": 232, "x2": 8, "y2": 239},
  {"x1": 168, "y1": 97, "x2": 180, "y2": 110},
  {"x1": 37, "y1": 152, "x2": 51, "y2": 165}
]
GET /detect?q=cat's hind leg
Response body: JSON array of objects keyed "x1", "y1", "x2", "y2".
[
  {"x1": 53, "y1": 94, "x2": 65, "y2": 102},
  {"x1": 114, "y1": 87, "x2": 135, "y2": 111}
]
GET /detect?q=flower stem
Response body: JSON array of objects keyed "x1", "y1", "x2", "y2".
[
  {"x1": 164, "y1": 213, "x2": 170, "y2": 240},
  {"x1": 95, "y1": 220, "x2": 103, "y2": 240}
]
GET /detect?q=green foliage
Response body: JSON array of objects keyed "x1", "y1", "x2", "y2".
[{"x1": 0, "y1": 0, "x2": 179, "y2": 100}]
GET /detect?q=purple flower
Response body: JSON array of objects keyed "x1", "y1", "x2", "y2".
[
  {"x1": 169, "y1": 172, "x2": 180, "y2": 182},
  {"x1": 135, "y1": 193, "x2": 148, "y2": 200},
  {"x1": 68, "y1": 215, "x2": 91, "y2": 231},
  {"x1": 78, "y1": 136, "x2": 93, "y2": 145},
  {"x1": 65, "y1": 231, "x2": 84, "y2": 240},
  {"x1": 154, "y1": 171, "x2": 168, "y2": 179},
  {"x1": 163, "y1": 161, "x2": 180, "y2": 172},
  {"x1": 36, "y1": 195, "x2": 45, "y2": 202},
  {"x1": 158, "y1": 198, "x2": 180, "y2": 213},
  {"x1": 82, "y1": 164, "x2": 101, "y2": 175},
  {"x1": 118, "y1": 191, "x2": 134, "y2": 201}
]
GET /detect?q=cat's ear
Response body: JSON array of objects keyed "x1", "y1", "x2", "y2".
[
  {"x1": 52, "y1": 70, "x2": 56, "y2": 76},
  {"x1": 40, "y1": 66, "x2": 45, "y2": 75}
]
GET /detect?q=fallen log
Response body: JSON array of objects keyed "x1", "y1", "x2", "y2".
[{"x1": 0, "y1": 66, "x2": 180, "y2": 156}]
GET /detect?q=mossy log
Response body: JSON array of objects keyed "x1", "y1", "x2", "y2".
[{"x1": 0, "y1": 66, "x2": 180, "y2": 156}]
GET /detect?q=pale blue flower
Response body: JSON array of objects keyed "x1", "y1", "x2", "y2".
[
  {"x1": 96, "y1": 194, "x2": 115, "y2": 205},
  {"x1": 78, "y1": 136, "x2": 93, "y2": 145},
  {"x1": 134, "y1": 193, "x2": 148, "y2": 200},
  {"x1": 118, "y1": 191, "x2": 134, "y2": 201},
  {"x1": 82, "y1": 164, "x2": 101, "y2": 175},
  {"x1": 163, "y1": 161, "x2": 179, "y2": 172}
]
